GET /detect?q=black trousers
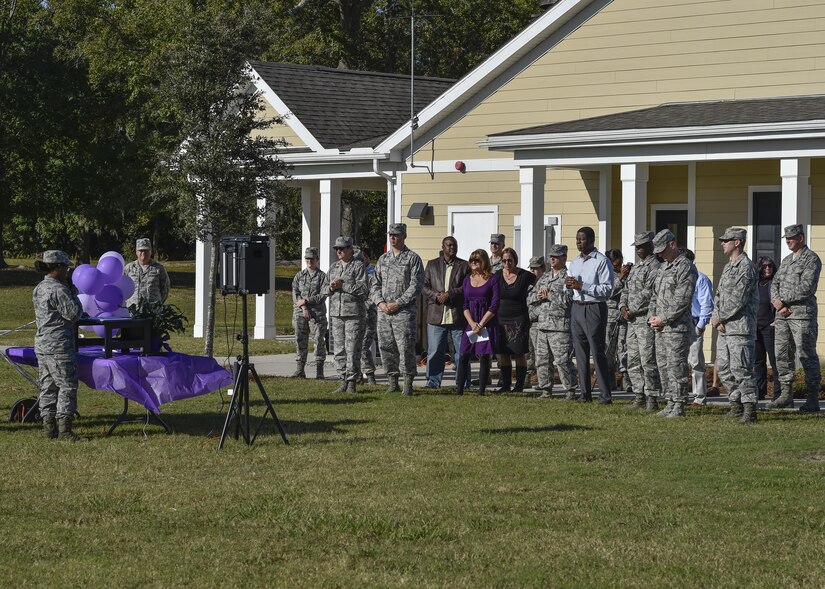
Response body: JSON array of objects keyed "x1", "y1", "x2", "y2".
[
  {"x1": 571, "y1": 302, "x2": 612, "y2": 402},
  {"x1": 754, "y1": 324, "x2": 780, "y2": 398}
]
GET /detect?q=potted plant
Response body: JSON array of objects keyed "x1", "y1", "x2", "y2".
[{"x1": 127, "y1": 299, "x2": 188, "y2": 352}]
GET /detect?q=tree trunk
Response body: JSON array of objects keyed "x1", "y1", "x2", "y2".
[
  {"x1": 203, "y1": 239, "x2": 218, "y2": 357},
  {"x1": 0, "y1": 220, "x2": 8, "y2": 268}
]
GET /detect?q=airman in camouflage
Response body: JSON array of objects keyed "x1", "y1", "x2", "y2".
[
  {"x1": 123, "y1": 238, "x2": 170, "y2": 306},
  {"x1": 328, "y1": 237, "x2": 369, "y2": 393},
  {"x1": 620, "y1": 232, "x2": 663, "y2": 411},
  {"x1": 291, "y1": 247, "x2": 329, "y2": 379},
  {"x1": 489, "y1": 234, "x2": 505, "y2": 274},
  {"x1": 768, "y1": 223, "x2": 822, "y2": 412},
  {"x1": 606, "y1": 249, "x2": 630, "y2": 392},
  {"x1": 526, "y1": 256, "x2": 546, "y2": 384},
  {"x1": 527, "y1": 245, "x2": 577, "y2": 398},
  {"x1": 648, "y1": 229, "x2": 697, "y2": 418},
  {"x1": 354, "y1": 246, "x2": 378, "y2": 385},
  {"x1": 372, "y1": 223, "x2": 424, "y2": 396},
  {"x1": 712, "y1": 227, "x2": 759, "y2": 423},
  {"x1": 33, "y1": 250, "x2": 84, "y2": 441}
]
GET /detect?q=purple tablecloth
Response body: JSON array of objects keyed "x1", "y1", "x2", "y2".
[{"x1": 6, "y1": 347, "x2": 232, "y2": 414}]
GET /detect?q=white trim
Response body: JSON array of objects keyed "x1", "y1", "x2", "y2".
[
  {"x1": 401, "y1": 158, "x2": 521, "y2": 174},
  {"x1": 480, "y1": 120, "x2": 825, "y2": 151},
  {"x1": 280, "y1": 151, "x2": 388, "y2": 164},
  {"x1": 687, "y1": 163, "x2": 696, "y2": 253},
  {"x1": 514, "y1": 214, "x2": 563, "y2": 261},
  {"x1": 598, "y1": 166, "x2": 611, "y2": 252},
  {"x1": 376, "y1": 0, "x2": 602, "y2": 155},
  {"x1": 620, "y1": 164, "x2": 648, "y2": 264},
  {"x1": 747, "y1": 185, "x2": 782, "y2": 262},
  {"x1": 250, "y1": 67, "x2": 327, "y2": 153}
]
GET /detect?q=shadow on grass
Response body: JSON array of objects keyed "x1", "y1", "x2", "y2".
[
  {"x1": 478, "y1": 424, "x2": 594, "y2": 434},
  {"x1": 277, "y1": 395, "x2": 378, "y2": 405}
]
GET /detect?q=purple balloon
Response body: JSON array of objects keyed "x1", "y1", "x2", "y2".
[
  {"x1": 99, "y1": 251, "x2": 125, "y2": 266},
  {"x1": 97, "y1": 256, "x2": 124, "y2": 284},
  {"x1": 95, "y1": 284, "x2": 123, "y2": 312},
  {"x1": 73, "y1": 264, "x2": 92, "y2": 285},
  {"x1": 74, "y1": 266, "x2": 105, "y2": 296},
  {"x1": 78, "y1": 293, "x2": 101, "y2": 316},
  {"x1": 115, "y1": 274, "x2": 135, "y2": 301}
]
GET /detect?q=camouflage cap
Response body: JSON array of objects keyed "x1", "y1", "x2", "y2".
[
  {"x1": 783, "y1": 223, "x2": 804, "y2": 239},
  {"x1": 136, "y1": 238, "x2": 152, "y2": 251},
  {"x1": 631, "y1": 231, "x2": 656, "y2": 247},
  {"x1": 528, "y1": 256, "x2": 545, "y2": 268},
  {"x1": 719, "y1": 227, "x2": 747, "y2": 242},
  {"x1": 42, "y1": 250, "x2": 72, "y2": 267},
  {"x1": 333, "y1": 236, "x2": 353, "y2": 249},
  {"x1": 304, "y1": 247, "x2": 319, "y2": 259},
  {"x1": 489, "y1": 233, "x2": 505, "y2": 245},
  {"x1": 652, "y1": 229, "x2": 675, "y2": 254},
  {"x1": 547, "y1": 243, "x2": 568, "y2": 257},
  {"x1": 388, "y1": 223, "x2": 407, "y2": 235}
]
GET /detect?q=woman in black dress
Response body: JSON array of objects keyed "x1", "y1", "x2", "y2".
[{"x1": 496, "y1": 247, "x2": 536, "y2": 392}]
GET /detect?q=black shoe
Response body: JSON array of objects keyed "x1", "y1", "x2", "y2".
[
  {"x1": 598, "y1": 399, "x2": 613, "y2": 405},
  {"x1": 578, "y1": 396, "x2": 592, "y2": 403}
]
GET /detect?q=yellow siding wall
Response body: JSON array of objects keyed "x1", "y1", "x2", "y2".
[
  {"x1": 425, "y1": 0, "x2": 825, "y2": 162},
  {"x1": 252, "y1": 98, "x2": 309, "y2": 148},
  {"x1": 808, "y1": 158, "x2": 825, "y2": 346}
]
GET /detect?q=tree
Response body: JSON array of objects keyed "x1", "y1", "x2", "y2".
[{"x1": 156, "y1": 2, "x2": 289, "y2": 356}]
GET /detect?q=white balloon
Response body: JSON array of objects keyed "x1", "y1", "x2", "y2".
[{"x1": 99, "y1": 250, "x2": 125, "y2": 266}]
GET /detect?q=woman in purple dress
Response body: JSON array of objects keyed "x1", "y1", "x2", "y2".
[{"x1": 457, "y1": 249, "x2": 500, "y2": 395}]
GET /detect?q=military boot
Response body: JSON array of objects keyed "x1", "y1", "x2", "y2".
[
  {"x1": 402, "y1": 376, "x2": 414, "y2": 396},
  {"x1": 291, "y1": 362, "x2": 306, "y2": 379},
  {"x1": 666, "y1": 402, "x2": 686, "y2": 418},
  {"x1": 57, "y1": 417, "x2": 83, "y2": 442},
  {"x1": 656, "y1": 399, "x2": 675, "y2": 417},
  {"x1": 629, "y1": 393, "x2": 646, "y2": 410},
  {"x1": 42, "y1": 414, "x2": 57, "y2": 440},
  {"x1": 798, "y1": 390, "x2": 821, "y2": 413},
  {"x1": 645, "y1": 395, "x2": 659, "y2": 413},
  {"x1": 334, "y1": 380, "x2": 348, "y2": 393},
  {"x1": 366, "y1": 373, "x2": 377, "y2": 385},
  {"x1": 767, "y1": 388, "x2": 794, "y2": 409},
  {"x1": 345, "y1": 380, "x2": 357, "y2": 394},
  {"x1": 315, "y1": 364, "x2": 325, "y2": 380},
  {"x1": 387, "y1": 375, "x2": 400, "y2": 393},
  {"x1": 725, "y1": 399, "x2": 744, "y2": 419},
  {"x1": 739, "y1": 402, "x2": 757, "y2": 424}
]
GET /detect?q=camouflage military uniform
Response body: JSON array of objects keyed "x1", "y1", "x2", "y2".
[
  {"x1": 771, "y1": 245, "x2": 822, "y2": 399},
  {"x1": 359, "y1": 261, "x2": 378, "y2": 378},
  {"x1": 714, "y1": 253, "x2": 759, "y2": 405},
  {"x1": 328, "y1": 258, "x2": 369, "y2": 382},
  {"x1": 526, "y1": 290, "x2": 539, "y2": 375},
  {"x1": 620, "y1": 255, "x2": 662, "y2": 399},
  {"x1": 607, "y1": 272, "x2": 629, "y2": 386},
  {"x1": 33, "y1": 276, "x2": 83, "y2": 419},
  {"x1": 527, "y1": 267, "x2": 577, "y2": 395},
  {"x1": 491, "y1": 257, "x2": 503, "y2": 274},
  {"x1": 371, "y1": 246, "x2": 424, "y2": 378},
  {"x1": 651, "y1": 254, "x2": 697, "y2": 404},
  {"x1": 124, "y1": 260, "x2": 171, "y2": 306},
  {"x1": 291, "y1": 267, "x2": 329, "y2": 369}
]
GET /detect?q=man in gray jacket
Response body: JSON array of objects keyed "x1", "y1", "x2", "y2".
[
  {"x1": 711, "y1": 227, "x2": 759, "y2": 423},
  {"x1": 768, "y1": 223, "x2": 822, "y2": 412},
  {"x1": 372, "y1": 223, "x2": 425, "y2": 396},
  {"x1": 33, "y1": 250, "x2": 84, "y2": 441},
  {"x1": 328, "y1": 237, "x2": 369, "y2": 394}
]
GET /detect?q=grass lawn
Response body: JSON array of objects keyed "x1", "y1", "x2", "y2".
[{"x1": 1, "y1": 260, "x2": 825, "y2": 587}]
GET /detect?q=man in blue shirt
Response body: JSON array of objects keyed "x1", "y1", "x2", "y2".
[
  {"x1": 565, "y1": 227, "x2": 615, "y2": 404},
  {"x1": 682, "y1": 249, "x2": 714, "y2": 405}
]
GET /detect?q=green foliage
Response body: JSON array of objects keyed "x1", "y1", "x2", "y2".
[{"x1": 127, "y1": 298, "x2": 188, "y2": 341}]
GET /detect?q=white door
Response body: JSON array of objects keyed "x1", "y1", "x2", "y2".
[{"x1": 448, "y1": 206, "x2": 499, "y2": 262}]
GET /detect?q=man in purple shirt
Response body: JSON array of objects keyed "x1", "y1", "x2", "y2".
[{"x1": 565, "y1": 227, "x2": 615, "y2": 404}]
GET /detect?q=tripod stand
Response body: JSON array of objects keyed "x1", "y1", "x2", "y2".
[{"x1": 219, "y1": 291, "x2": 289, "y2": 448}]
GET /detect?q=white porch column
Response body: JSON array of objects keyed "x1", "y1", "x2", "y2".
[
  {"x1": 385, "y1": 177, "x2": 398, "y2": 250},
  {"x1": 193, "y1": 238, "x2": 211, "y2": 338},
  {"x1": 301, "y1": 183, "x2": 321, "y2": 256},
  {"x1": 781, "y1": 158, "x2": 811, "y2": 236},
  {"x1": 519, "y1": 166, "x2": 546, "y2": 261},
  {"x1": 254, "y1": 198, "x2": 276, "y2": 339},
  {"x1": 621, "y1": 163, "x2": 649, "y2": 262},
  {"x1": 598, "y1": 166, "x2": 612, "y2": 252},
  {"x1": 319, "y1": 179, "x2": 342, "y2": 273}
]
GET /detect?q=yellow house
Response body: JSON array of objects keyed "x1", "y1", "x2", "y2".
[{"x1": 195, "y1": 0, "x2": 825, "y2": 358}]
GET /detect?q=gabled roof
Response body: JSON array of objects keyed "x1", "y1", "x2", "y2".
[
  {"x1": 249, "y1": 60, "x2": 454, "y2": 151},
  {"x1": 490, "y1": 95, "x2": 825, "y2": 138}
]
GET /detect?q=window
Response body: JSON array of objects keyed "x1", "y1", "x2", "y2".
[{"x1": 651, "y1": 205, "x2": 688, "y2": 248}]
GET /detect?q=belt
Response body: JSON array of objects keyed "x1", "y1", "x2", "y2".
[{"x1": 574, "y1": 301, "x2": 597, "y2": 306}]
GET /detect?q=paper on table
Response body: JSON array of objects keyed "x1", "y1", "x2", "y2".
[{"x1": 466, "y1": 327, "x2": 490, "y2": 343}]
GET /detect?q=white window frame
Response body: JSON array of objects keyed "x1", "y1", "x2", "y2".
[
  {"x1": 651, "y1": 203, "x2": 688, "y2": 248},
  {"x1": 747, "y1": 185, "x2": 781, "y2": 262}
]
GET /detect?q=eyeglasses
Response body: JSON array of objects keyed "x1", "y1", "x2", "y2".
[
  {"x1": 470, "y1": 258, "x2": 481, "y2": 264},
  {"x1": 502, "y1": 258, "x2": 515, "y2": 264}
]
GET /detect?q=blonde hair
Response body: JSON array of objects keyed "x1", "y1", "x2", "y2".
[{"x1": 469, "y1": 249, "x2": 492, "y2": 279}]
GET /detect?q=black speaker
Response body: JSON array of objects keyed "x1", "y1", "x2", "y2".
[{"x1": 219, "y1": 236, "x2": 271, "y2": 295}]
